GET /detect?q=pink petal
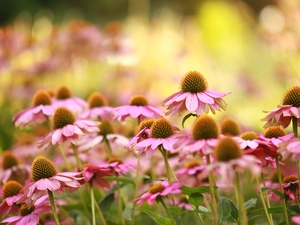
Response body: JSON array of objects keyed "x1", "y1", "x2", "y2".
[
  {"x1": 52, "y1": 129, "x2": 63, "y2": 145},
  {"x1": 185, "y1": 93, "x2": 198, "y2": 112}
]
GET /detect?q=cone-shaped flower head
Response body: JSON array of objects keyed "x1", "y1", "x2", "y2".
[
  {"x1": 88, "y1": 92, "x2": 108, "y2": 108},
  {"x1": 282, "y1": 86, "x2": 300, "y2": 107},
  {"x1": 19, "y1": 203, "x2": 35, "y2": 216},
  {"x1": 53, "y1": 107, "x2": 75, "y2": 129},
  {"x1": 264, "y1": 126, "x2": 286, "y2": 138},
  {"x1": 31, "y1": 156, "x2": 58, "y2": 182},
  {"x1": 139, "y1": 119, "x2": 155, "y2": 131},
  {"x1": 192, "y1": 114, "x2": 219, "y2": 140},
  {"x1": 98, "y1": 120, "x2": 115, "y2": 136},
  {"x1": 282, "y1": 174, "x2": 298, "y2": 194},
  {"x1": 130, "y1": 95, "x2": 149, "y2": 106},
  {"x1": 150, "y1": 118, "x2": 174, "y2": 139},
  {"x1": 213, "y1": 137, "x2": 243, "y2": 162},
  {"x1": 2, "y1": 180, "x2": 22, "y2": 199},
  {"x1": 32, "y1": 90, "x2": 52, "y2": 107},
  {"x1": 2, "y1": 151, "x2": 19, "y2": 170},
  {"x1": 220, "y1": 117, "x2": 241, "y2": 136},
  {"x1": 56, "y1": 86, "x2": 72, "y2": 100},
  {"x1": 163, "y1": 71, "x2": 230, "y2": 116},
  {"x1": 240, "y1": 131, "x2": 259, "y2": 141}
]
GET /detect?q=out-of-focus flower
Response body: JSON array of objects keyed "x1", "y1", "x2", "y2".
[
  {"x1": 80, "y1": 92, "x2": 114, "y2": 120},
  {"x1": 203, "y1": 137, "x2": 261, "y2": 186},
  {"x1": 163, "y1": 71, "x2": 230, "y2": 116},
  {"x1": 101, "y1": 157, "x2": 136, "y2": 176},
  {"x1": 13, "y1": 90, "x2": 54, "y2": 128},
  {"x1": 175, "y1": 196, "x2": 193, "y2": 210},
  {"x1": 135, "y1": 181, "x2": 182, "y2": 206},
  {"x1": 135, "y1": 118, "x2": 179, "y2": 158},
  {"x1": 262, "y1": 86, "x2": 300, "y2": 128},
  {"x1": 83, "y1": 164, "x2": 113, "y2": 189},
  {"x1": 220, "y1": 117, "x2": 241, "y2": 137},
  {"x1": 1, "y1": 195, "x2": 51, "y2": 225},
  {"x1": 0, "y1": 180, "x2": 23, "y2": 216},
  {"x1": 282, "y1": 174, "x2": 299, "y2": 200},
  {"x1": 38, "y1": 107, "x2": 99, "y2": 150},
  {"x1": 0, "y1": 151, "x2": 30, "y2": 185},
  {"x1": 175, "y1": 160, "x2": 206, "y2": 186},
  {"x1": 279, "y1": 137, "x2": 300, "y2": 161},
  {"x1": 21, "y1": 156, "x2": 82, "y2": 201},
  {"x1": 292, "y1": 216, "x2": 300, "y2": 225},
  {"x1": 52, "y1": 86, "x2": 87, "y2": 114},
  {"x1": 114, "y1": 95, "x2": 163, "y2": 122}
]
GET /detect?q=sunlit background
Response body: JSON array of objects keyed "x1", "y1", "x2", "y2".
[{"x1": 1, "y1": 0, "x2": 300, "y2": 150}]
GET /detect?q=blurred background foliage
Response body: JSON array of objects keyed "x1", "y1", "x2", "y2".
[{"x1": 1, "y1": 0, "x2": 300, "y2": 150}]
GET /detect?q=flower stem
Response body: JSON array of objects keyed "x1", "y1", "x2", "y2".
[
  {"x1": 275, "y1": 156, "x2": 289, "y2": 225},
  {"x1": 90, "y1": 185, "x2": 96, "y2": 225},
  {"x1": 159, "y1": 147, "x2": 173, "y2": 183},
  {"x1": 234, "y1": 173, "x2": 248, "y2": 225},
  {"x1": 117, "y1": 181, "x2": 126, "y2": 225},
  {"x1": 131, "y1": 156, "x2": 140, "y2": 225},
  {"x1": 255, "y1": 176, "x2": 273, "y2": 225},
  {"x1": 160, "y1": 198, "x2": 176, "y2": 225},
  {"x1": 103, "y1": 136, "x2": 113, "y2": 158},
  {"x1": 261, "y1": 173, "x2": 274, "y2": 225},
  {"x1": 48, "y1": 189, "x2": 60, "y2": 225},
  {"x1": 58, "y1": 145, "x2": 71, "y2": 170},
  {"x1": 71, "y1": 143, "x2": 82, "y2": 171},
  {"x1": 206, "y1": 155, "x2": 218, "y2": 225},
  {"x1": 292, "y1": 116, "x2": 300, "y2": 202},
  {"x1": 94, "y1": 197, "x2": 107, "y2": 225}
]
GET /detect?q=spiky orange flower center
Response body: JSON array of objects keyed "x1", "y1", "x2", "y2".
[
  {"x1": 148, "y1": 183, "x2": 165, "y2": 194},
  {"x1": 2, "y1": 151, "x2": 19, "y2": 170},
  {"x1": 129, "y1": 95, "x2": 149, "y2": 106},
  {"x1": 282, "y1": 86, "x2": 300, "y2": 107},
  {"x1": 31, "y1": 156, "x2": 58, "y2": 182},
  {"x1": 192, "y1": 115, "x2": 219, "y2": 140},
  {"x1": 264, "y1": 126, "x2": 286, "y2": 138},
  {"x1": 139, "y1": 119, "x2": 155, "y2": 131},
  {"x1": 220, "y1": 118, "x2": 241, "y2": 136},
  {"x1": 282, "y1": 175, "x2": 298, "y2": 183},
  {"x1": 213, "y1": 137, "x2": 242, "y2": 162},
  {"x1": 32, "y1": 90, "x2": 52, "y2": 107},
  {"x1": 108, "y1": 157, "x2": 123, "y2": 164},
  {"x1": 180, "y1": 71, "x2": 208, "y2": 93},
  {"x1": 185, "y1": 160, "x2": 201, "y2": 169},
  {"x1": 2, "y1": 180, "x2": 22, "y2": 199},
  {"x1": 150, "y1": 118, "x2": 174, "y2": 139},
  {"x1": 56, "y1": 86, "x2": 72, "y2": 100},
  {"x1": 88, "y1": 92, "x2": 108, "y2": 108},
  {"x1": 240, "y1": 131, "x2": 258, "y2": 140},
  {"x1": 98, "y1": 121, "x2": 115, "y2": 136},
  {"x1": 53, "y1": 107, "x2": 75, "y2": 129},
  {"x1": 19, "y1": 204, "x2": 35, "y2": 216}
]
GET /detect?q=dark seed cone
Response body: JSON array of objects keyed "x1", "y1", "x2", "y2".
[
  {"x1": 185, "y1": 160, "x2": 201, "y2": 169},
  {"x1": 108, "y1": 157, "x2": 123, "y2": 164},
  {"x1": 53, "y1": 107, "x2": 75, "y2": 129},
  {"x1": 56, "y1": 86, "x2": 72, "y2": 100},
  {"x1": 150, "y1": 118, "x2": 174, "y2": 139},
  {"x1": 220, "y1": 117, "x2": 241, "y2": 136},
  {"x1": 2, "y1": 180, "x2": 22, "y2": 199},
  {"x1": 139, "y1": 119, "x2": 155, "y2": 131},
  {"x1": 148, "y1": 183, "x2": 165, "y2": 194},
  {"x1": 214, "y1": 137, "x2": 242, "y2": 162},
  {"x1": 32, "y1": 90, "x2": 52, "y2": 107},
  {"x1": 192, "y1": 114, "x2": 219, "y2": 140},
  {"x1": 19, "y1": 204, "x2": 35, "y2": 216},
  {"x1": 129, "y1": 95, "x2": 149, "y2": 106},
  {"x1": 88, "y1": 92, "x2": 108, "y2": 108},
  {"x1": 2, "y1": 151, "x2": 19, "y2": 170},
  {"x1": 282, "y1": 86, "x2": 300, "y2": 107},
  {"x1": 180, "y1": 71, "x2": 208, "y2": 93},
  {"x1": 98, "y1": 121, "x2": 115, "y2": 136},
  {"x1": 264, "y1": 126, "x2": 286, "y2": 138},
  {"x1": 31, "y1": 156, "x2": 58, "y2": 182},
  {"x1": 240, "y1": 131, "x2": 258, "y2": 140}
]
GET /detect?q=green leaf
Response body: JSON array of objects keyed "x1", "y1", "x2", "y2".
[
  {"x1": 188, "y1": 193, "x2": 204, "y2": 208},
  {"x1": 217, "y1": 197, "x2": 232, "y2": 224},
  {"x1": 182, "y1": 113, "x2": 198, "y2": 128},
  {"x1": 261, "y1": 187, "x2": 285, "y2": 199},
  {"x1": 139, "y1": 208, "x2": 172, "y2": 225},
  {"x1": 248, "y1": 215, "x2": 260, "y2": 225},
  {"x1": 123, "y1": 202, "x2": 139, "y2": 221},
  {"x1": 104, "y1": 176, "x2": 136, "y2": 187},
  {"x1": 244, "y1": 198, "x2": 257, "y2": 209},
  {"x1": 250, "y1": 206, "x2": 298, "y2": 215},
  {"x1": 181, "y1": 186, "x2": 216, "y2": 195},
  {"x1": 169, "y1": 207, "x2": 183, "y2": 225}
]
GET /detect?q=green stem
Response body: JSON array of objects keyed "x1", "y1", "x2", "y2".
[
  {"x1": 48, "y1": 190, "x2": 60, "y2": 225},
  {"x1": 234, "y1": 173, "x2": 248, "y2": 225},
  {"x1": 206, "y1": 155, "x2": 217, "y2": 225},
  {"x1": 131, "y1": 156, "x2": 140, "y2": 225},
  {"x1": 58, "y1": 145, "x2": 71, "y2": 170},
  {"x1": 117, "y1": 181, "x2": 126, "y2": 225},
  {"x1": 261, "y1": 173, "x2": 274, "y2": 225},
  {"x1": 90, "y1": 185, "x2": 96, "y2": 225},
  {"x1": 103, "y1": 136, "x2": 113, "y2": 158},
  {"x1": 94, "y1": 197, "x2": 107, "y2": 225},
  {"x1": 292, "y1": 116, "x2": 298, "y2": 138},
  {"x1": 159, "y1": 147, "x2": 173, "y2": 183},
  {"x1": 160, "y1": 198, "x2": 176, "y2": 225},
  {"x1": 255, "y1": 177, "x2": 273, "y2": 225},
  {"x1": 71, "y1": 143, "x2": 82, "y2": 170},
  {"x1": 275, "y1": 156, "x2": 289, "y2": 225}
]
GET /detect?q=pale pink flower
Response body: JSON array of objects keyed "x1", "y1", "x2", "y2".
[
  {"x1": 135, "y1": 181, "x2": 182, "y2": 206},
  {"x1": 125, "y1": 127, "x2": 151, "y2": 151},
  {"x1": 261, "y1": 105, "x2": 300, "y2": 128},
  {"x1": 80, "y1": 106, "x2": 114, "y2": 120},
  {"x1": 258, "y1": 133, "x2": 294, "y2": 148},
  {"x1": 162, "y1": 71, "x2": 230, "y2": 116},
  {"x1": 100, "y1": 158, "x2": 136, "y2": 175},
  {"x1": 0, "y1": 181, "x2": 23, "y2": 216},
  {"x1": 83, "y1": 165, "x2": 113, "y2": 189},
  {"x1": 261, "y1": 180, "x2": 281, "y2": 202},
  {"x1": 38, "y1": 107, "x2": 99, "y2": 150},
  {"x1": 175, "y1": 196, "x2": 193, "y2": 210},
  {"x1": 292, "y1": 216, "x2": 300, "y2": 225},
  {"x1": 175, "y1": 160, "x2": 206, "y2": 186},
  {"x1": 113, "y1": 95, "x2": 163, "y2": 122},
  {"x1": 279, "y1": 137, "x2": 300, "y2": 161},
  {"x1": 1, "y1": 195, "x2": 51, "y2": 225}
]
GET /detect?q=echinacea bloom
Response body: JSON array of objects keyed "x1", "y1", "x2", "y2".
[
  {"x1": 135, "y1": 118, "x2": 179, "y2": 158},
  {"x1": 262, "y1": 171, "x2": 282, "y2": 202},
  {"x1": 261, "y1": 86, "x2": 300, "y2": 128},
  {"x1": 175, "y1": 114, "x2": 219, "y2": 158},
  {"x1": 135, "y1": 181, "x2": 182, "y2": 206},
  {"x1": 279, "y1": 137, "x2": 300, "y2": 161},
  {"x1": 0, "y1": 180, "x2": 23, "y2": 216},
  {"x1": 80, "y1": 92, "x2": 114, "y2": 120},
  {"x1": 175, "y1": 196, "x2": 193, "y2": 210},
  {"x1": 101, "y1": 157, "x2": 136, "y2": 175},
  {"x1": 220, "y1": 117, "x2": 241, "y2": 137},
  {"x1": 38, "y1": 107, "x2": 99, "y2": 149},
  {"x1": 175, "y1": 160, "x2": 206, "y2": 186},
  {"x1": 0, "y1": 151, "x2": 30, "y2": 185},
  {"x1": 1, "y1": 195, "x2": 51, "y2": 225},
  {"x1": 113, "y1": 95, "x2": 163, "y2": 122},
  {"x1": 83, "y1": 164, "x2": 113, "y2": 189},
  {"x1": 282, "y1": 175, "x2": 299, "y2": 199},
  {"x1": 21, "y1": 156, "x2": 82, "y2": 200},
  {"x1": 51, "y1": 86, "x2": 87, "y2": 114},
  {"x1": 162, "y1": 71, "x2": 230, "y2": 116},
  {"x1": 13, "y1": 90, "x2": 54, "y2": 128},
  {"x1": 203, "y1": 137, "x2": 261, "y2": 186}
]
